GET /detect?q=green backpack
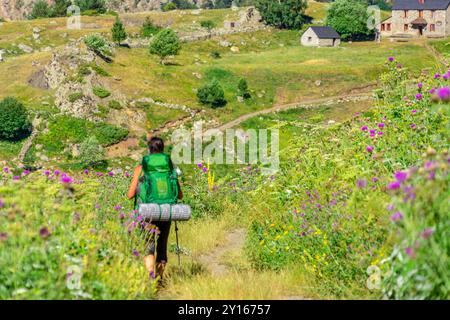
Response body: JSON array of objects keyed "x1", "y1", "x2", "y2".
[{"x1": 136, "y1": 153, "x2": 179, "y2": 207}]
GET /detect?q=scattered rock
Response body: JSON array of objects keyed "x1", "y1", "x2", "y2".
[
  {"x1": 315, "y1": 80, "x2": 322, "y2": 87},
  {"x1": 28, "y1": 69, "x2": 49, "y2": 90},
  {"x1": 32, "y1": 27, "x2": 41, "y2": 40},
  {"x1": 18, "y1": 43, "x2": 33, "y2": 54},
  {"x1": 230, "y1": 46, "x2": 240, "y2": 53},
  {"x1": 0, "y1": 50, "x2": 4, "y2": 62},
  {"x1": 237, "y1": 96, "x2": 244, "y2": 103},
  {"x1": 192, "y1": 72, "x2": 202, "y2": 79},
  {"x1": 219, "y1": 40, "x2": 232, "y2": 47}
]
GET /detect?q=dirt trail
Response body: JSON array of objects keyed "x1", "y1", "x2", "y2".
[
  {"x1": 198, "y1": 228, "x2": 246, "y2": 277},
  {"x1": 215, "y1": 92, "x2": 373, "y2": 131}
]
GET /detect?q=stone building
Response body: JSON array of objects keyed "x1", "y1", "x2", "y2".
[
  {"x1": 378, "y1": 0, "x2": 450, "y2": 38},
  {"x1": 300, "y1": 26, "x2": 341, "y2": 47}
]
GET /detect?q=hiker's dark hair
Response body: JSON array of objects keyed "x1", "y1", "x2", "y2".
[{"x1": 148, "y1": 137, "x2": 164, "y2": 154}]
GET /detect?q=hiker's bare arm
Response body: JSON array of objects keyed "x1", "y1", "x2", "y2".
[{"x1": 127, "y1": 165, "x2": 142, "y2": 199}]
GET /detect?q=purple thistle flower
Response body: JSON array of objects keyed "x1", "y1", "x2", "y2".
[
  {"x1": 390, "y1": 211, "x2": 403, "y2": 222},
  {"x1": 114, "y1": 205, "x2": 122, "y2": 211},
  {"x1": 132, "y1": 249, "x2": 140, "y2": 257},
  {"x1": 95, "y1": 203, "x2": 101, "y2": 209},
  {"x1": 417, "y1": 82, "x2": 423, "y2": 89},
  {"x1": 434, "y1": 73, "x2": 441, "y2": 79},
  {"x1": 366, "y1": 146, "x2": 374, "y2": 153},
  {"x1": 378, "y1": 122, "x2": 385, "y2": 129},
  {"x1": 44, "y1": 170, "x2": 51, "y2": 176},
  {"x1": 95, "y1": 172, "x2": 104, "y2": 177},
  {"x1": 12, "y1": 176, "x2": 20, "y2": 181},
  {"x1": 410, "y1": 123, "x2": 416, "y2": 129},
  {"x1": 429, "y1": 88, "x2": 436, "y2": 94},
  {"x1": 388, "y1": 56, "x2": 394, "y2": 62},
  {"x1": 411, "y1": 109, "x2": 417, "y2": 114},
  {"x1": 0, "y1": 198, "x2": 4, "y2": 208},
  {"x1": 394, "y1": 171, "x2": 408, "y2": 183},
  {"x1": 405, "y1": 247, "x2": 416, "y2": 258},
  {"x1": 0, "y1": 232, "x2": 8, "y2": 242},
  {"x1": 124, "y1": 172, "x2": 130, "y2": 178},
  {"x1": 387, "y1": 181, "x2": 401, "y2": 190},
  {"x1": 421, "y1": 228, "x2": 434, "y2": 240},
  {"x1": 356, "y1": 179, "x2": 367, "y2": 189},
  {"x1": 415, "y1": 93, "x2": 423, "y2": 100},
  {"x1": 361, "y1": 125, "x2": 368, "y2": 132},
  {"x1": 22, "y1": 169, "x2": 30, "y2": 176},
  {"x1": 202, "y1": 167, "x2": 208, "y2": 173},
  {"x1": 377, "y1": 131, "x2": 383, "y2": 136},
  {"x1": 443, "y1": 73, "x2": 449, "y2": 80},
  {"x1": 2, "y1": 167, "x2": 9, "y2": 174},
  {"x1": 197, "y1": 163, "x2": 203, "y2": 168},
  {"x1": 119, "y1": 213, "x2": 125, "y2": 220},
  {"x1": 54, "y1": 170, "x2": 60, "y2": 176},
  {"x1": 108, "y1": 171, "x2": 114, "y2": 177},
  {"x1": 387, "y1": 204, "x2": 395, "y2": 211},
  {"x1": 39, "y1": 227, "x2": 51, "y2": 239},
  {"x1": 83, "y1": 169, "x2": 89, "y2": 174},
  {"x1": 371, "y1": 177, "x2": 379, "y2": 183},
  {"x1": 428, "y1": 171, "x2": 436, "y2": 180},
  {"x1": 437, "y1": 87, "x2": 450, "y2": 101},
  {"x1": 60, "y1": 176, "x2": 73, "y2": 184}
]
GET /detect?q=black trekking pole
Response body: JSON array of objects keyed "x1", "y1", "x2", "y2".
[{"x1": 175, "y1": 221, "x2": 181, "y2": 268}]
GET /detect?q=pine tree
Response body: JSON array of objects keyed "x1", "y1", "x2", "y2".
[{"x1": 111, "y1": 17, "x2": 127, "y2": 45}]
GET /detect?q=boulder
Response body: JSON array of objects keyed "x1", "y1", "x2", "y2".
[
  {"x1": 230, "y1": 46, "x2": 240, "y2": 53},
  {"x1": 18, "y1": 43, "x2": 33, "y2": 53},
  {"x1": 0, "y1": 50, "x2": 4, "y2": 62}
]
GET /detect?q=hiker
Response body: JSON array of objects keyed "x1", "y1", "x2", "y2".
[{"x1": 127, "y1": 137, "x2": 183, "y2": 281}]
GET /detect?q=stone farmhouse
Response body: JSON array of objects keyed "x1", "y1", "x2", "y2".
[
  {"x1": 300, "y1": 26, "x2": 341, "y2": 47},
  {"x1": 378, "y1": 0, "x2": 450, "y2": 38}
]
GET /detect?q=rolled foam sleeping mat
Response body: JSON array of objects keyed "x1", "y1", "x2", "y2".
[{"x1": 138, "y1": 203, "x2": 192, "y2": 222}]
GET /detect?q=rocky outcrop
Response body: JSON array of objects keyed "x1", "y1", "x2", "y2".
[
  {"x1": 43, "y1": 37, "x2": 126, "y2": 120},
  {"x1": 0, "y1": 0, "x2": 207, "y2": 20}
]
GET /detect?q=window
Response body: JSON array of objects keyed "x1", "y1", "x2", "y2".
[
  {"x1": 387, "y1": 23, "x2": 391, "y2": 31},
  {"x1": 308, "y1": 37, "x2": 312, "y2": 42},
  {"x1": 430, "y1": 24, "x2": 436, "y2": 32},
  {"x1": 404, "y1": 24, "x2": 409, "y2": 31},
  {"x1": 419, "y1": 10, "x2": 423, "y2": 18},
  {"x1": 404, "y1": 10, "x2": 408, "y2": 18},
  {"x1": 381, "y1": 24, "x2": 385, "y2": 31}
]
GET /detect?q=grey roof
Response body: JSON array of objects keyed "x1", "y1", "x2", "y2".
[
  {"x1": 393, "y1": 0, "x2": 450, "y2": 10},
  {"x1": 309, "y1": 26, "x2": 340, "y2": 39}
]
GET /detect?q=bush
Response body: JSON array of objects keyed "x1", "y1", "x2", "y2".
[
  {"x1": 149, "y1": 28, "x2": 181, "y2": 64},
  {"x1": 326, "y1": 0, "x2": 374, "y2": 41},
  {"x1": 197, "y1": 79, "x2": 227, "y2": 108},
  {"x1": 210, "y1": 51, "x2": 221, "y2": 59},
  {"x1": 79, "y1": 136, "x2": 105, "y2": 168},
  {"x1": 75, "y1": 0, "x2": 106, "y2": 14},
  {"x1": 68, "y1": 92, "x2": 84, "y2": 103},
  {"x1": 93, "y1": 86, "x2": 111, "y2": 98},
  {"x1": 255, "y1": 0, "x2": 308, "y2": 29},
  {"x1": 84, "y1": 35, "x2": 112, "y2": 59},
  {"x1": 108, "y1": 100, "x2": 122, "y2": 110},
  {"x1": 200, "y1": 20, "x2": 216, "y2": 33},
  {"x1": 0, "y1": 97, "x2": 32, "y2": 141},
  {"x1": 111, "y1": 16, "x2": 127, "y2": 45},
  {"x1": 141, "y1": 17, "x2": 161, "y2": 38},
  {"x1": 237, "y1": 78, "x2": 251, "y2": 99},
  {"x1": 162, "y1": 2, "x2": 177, "y2": 11},
  {"x1": 29, "y1": 0, "x2": 52, "y2": 19}
]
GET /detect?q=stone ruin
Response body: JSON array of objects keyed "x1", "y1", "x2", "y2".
[{"x1": 224, "y1": 6, "x2": 262, "y2": 30}]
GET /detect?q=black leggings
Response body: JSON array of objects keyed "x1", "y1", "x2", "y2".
[{"x1": 142, "y1": 221, "x2": 171, "y2": 263}]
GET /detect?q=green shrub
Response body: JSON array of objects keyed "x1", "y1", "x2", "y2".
[
  {"x1": 75, "y1": 0, "x2": 106, "y2": 14},
  {"x1": 200, "y1": 20, "x2": 216, "y2": 33},
  {"x1": 108, "y1": 100, "x2": 122, "y2": 110},
  {"x1": 141, "y1": 17, "x2": 161, "y2": 38},
  {"x1": 79, "y1": 135, "x2": 105, "y2": 167},
  {"x1": 149, "y1": 28, "x2": 181, "y2": 64},
  {"x1": 84, "y1": 35, "x2": 112, "y2": 58},
  {"x1": 255, "y1": 0, "x2": 308, "y2": 29},
  {"x1": 237, "y1": 78, "x2": 251, "y2": 99},
  {"x1": 326, "y1": 0, "x2": 374, "y2": 40},
  {"x1": 93, "y1": 86, "x2": 111, "y2": 98},
  {"x1": 29, "y1": 0, "x2": 52, "y2": 19},
  {"x1": 162, "y1": 2, "x2": 177, "y2": 11},
  {"x1": 0, "y1": 97, "x2": 32, "y2": 141},
  {"x1": 68, "y1": 92, "x2": 84, "y2": 103},
  {"x1": 91, "y1": 64, "x2": 110, "y2": 76},
  {"x1": 197, "y1": 79, "x2": 227, "y2": 108},
  {"x1": 210, "y1": 51, "x2": 221, "y2": 59}
]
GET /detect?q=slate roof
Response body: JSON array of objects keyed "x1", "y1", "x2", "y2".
[
  {"x1": 392, "y1": 0, "x2": 450, "y2": 10},
  {"x1": 309, "y1": 26, "x2": 340, "y2": 39}
]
